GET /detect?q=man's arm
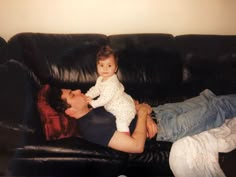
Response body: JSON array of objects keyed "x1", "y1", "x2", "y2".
[
  {"x1": 134, "y1": 100, "x2": 158, "y2": 138},
  {"x1": 108, "y1": 103, "x2": 152, "y2": 153},
  {"x1": 146, "y1": 115, "x2": 158, "y2": 138}
]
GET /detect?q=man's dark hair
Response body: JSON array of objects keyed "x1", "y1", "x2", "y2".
[
  {"x1": 47, "y1": 86, "x2": 71, "y2": 114},
  {"x1": 96, "y1": 45, "x2": 118, "y2": 65}
]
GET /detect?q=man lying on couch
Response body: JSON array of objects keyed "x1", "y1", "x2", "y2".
[{"x1": 48, "y1": 87, "x2": 236, "y2": 153}]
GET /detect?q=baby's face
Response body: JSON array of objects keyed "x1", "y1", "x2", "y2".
[{"x1": 97, "y1": 55, "x2": 118, "y2": 80}]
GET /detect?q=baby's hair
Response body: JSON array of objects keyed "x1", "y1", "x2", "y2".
[{"x1": 96, "y1": 45, "x2": 118, "y2": 65}]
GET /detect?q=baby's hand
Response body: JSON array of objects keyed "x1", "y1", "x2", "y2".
[
  {"x1": 133, "y1": 99, "x2": 139, "y2": 106},
  {"x1": 86, "y1": 96, "x2": 92, "y2": 103}
]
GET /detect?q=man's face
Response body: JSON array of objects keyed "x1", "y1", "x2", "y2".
[{"x1": 61, "y1": 89, "x2": 88, "y2": 112}]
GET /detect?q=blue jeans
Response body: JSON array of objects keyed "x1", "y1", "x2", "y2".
[{"x1": 153, "y1": 89, "x2": 236, "y2": 142}]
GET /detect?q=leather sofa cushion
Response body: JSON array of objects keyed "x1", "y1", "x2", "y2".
[
  {"x1": 0, "y1": 60, "x2": 44, "y2": 150},
  {"x1": 12, "y1": 137, "x2": 128, "y2": 177},
  {"x1": 109, "y1": 34, "x2": 183, "y2": 105},
  {"x1": 176, "y1": 34, "x2": 236, "y2": 95},
  {"x1": 6, "y1": 33, "x2": 108, "y2": 87},
  {"x1": 0, "y1": 36, "x2": 6, "y2": 63}
]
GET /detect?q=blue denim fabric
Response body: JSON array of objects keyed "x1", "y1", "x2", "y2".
[{"x1": 153, "y1": 89, "x2": 236, "y2": 142}]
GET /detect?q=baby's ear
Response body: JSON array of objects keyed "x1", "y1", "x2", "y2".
[{"x1": 65, "y1": 108, "x2": 76, "y2": 117}]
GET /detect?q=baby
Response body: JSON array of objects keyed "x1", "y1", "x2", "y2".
[{"x1": 85, "y1": 45, "x2": 136, "y2": 134}]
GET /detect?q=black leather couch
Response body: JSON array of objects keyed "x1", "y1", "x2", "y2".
[
  {"x1": 0, "y1": 36, "x2": 6, "y2": 63},
  {"x1": 0, "y1": 33, "x2": 236, "y2": 177}
]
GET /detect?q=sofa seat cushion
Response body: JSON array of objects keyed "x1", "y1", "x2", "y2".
[
  {"x1": 14, "y1": 137, "x2": 126, "y2": 159},
  {"x1": 125, "y1": 140, "x2": 173, "y2": 176},
  {"x1": 12, "y1": 138, "x2": 174, "y2": 177},
  {"x1": 11, "y1": 138, "x2": 127, "y2": 177}
]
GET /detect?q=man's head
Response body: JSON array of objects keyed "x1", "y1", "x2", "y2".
[{"x1": 48, "y1": 87, "x2": 90, "y2": 118}]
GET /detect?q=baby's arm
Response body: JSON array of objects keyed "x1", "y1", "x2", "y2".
[
  {"x1": 85, "y1": 78, "x2": 101, "y2": 98},
  {"x1": 89, "y1": 81, "x2": 118, "y2": 108},
  {"x1": 86, "y1": 86, "x2": 100, "y2": 98}
]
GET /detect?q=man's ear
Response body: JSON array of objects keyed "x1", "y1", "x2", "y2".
[{"x1": 65, "y1": 107, "x2": 76, "y2": 117}]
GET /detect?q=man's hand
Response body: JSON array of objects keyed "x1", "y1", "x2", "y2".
[
  {"x1": 135, "y1": 103, "x2": 152, "y2": 115},
  {"x1": 135, "y1": 102, "x2": 157, "y2": 138},
  {"x1": 146, "y1": 115, "x2": 158, "y2": 138}
]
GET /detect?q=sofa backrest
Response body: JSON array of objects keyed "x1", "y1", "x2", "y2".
[
  {"x1": 5, "y1": 33, "x2": 236, "y2": 104},
  {"x1": 176, "y1": 34, "x2": 236, "y2": 95},
  {"x1": 0, "y1": 36, "x2": 7, "y2": 63},
  {"x1": 109, "y1": 34, "x2": 183, "y2": 105},
  {"x1": 6, "y1": 33, "x2": 183, "y2": 105},
  {"x1": 6, "y1": 33, "x2": 108, "y2": 89}
]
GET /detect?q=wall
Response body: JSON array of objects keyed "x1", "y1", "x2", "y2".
[{"x1": 0, "y1": 0, "x2": 236, "y2": 41}]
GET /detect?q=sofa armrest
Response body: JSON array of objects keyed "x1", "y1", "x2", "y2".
[
  {"x1": 0, "y1": 60, "x2": 41, "y2": 175},
  {"x1": 0, "y1": 60, "x2": 41, "y2": 149}
]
